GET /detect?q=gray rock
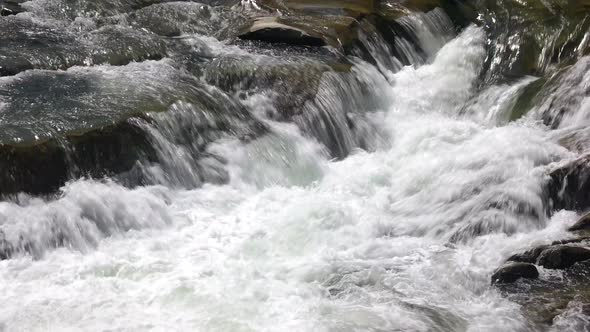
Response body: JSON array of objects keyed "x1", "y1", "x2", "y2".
[
  {"x1": 507, "y1": 245, "x2": 549, "y2": 264},
  {"x1": 537, "y1": 246, "x2": 590, "y2": 270},
  {"x1": 0, "y1": 0, "x2": 26, "y2": 16},
  {"x1": 491, "y1": 262, "x2": 539, "y2": 284},
  {"x1": 239, "y1": 17, "x2": 326, "y2": 46},
  {"x1": 568, "y1": 213, "x2": 590, "y2": 232},
  {"x1": 238, "y1": 15, "x2": 357, "y2": 48},
  {"x1": 547, "y1": 154, "x2": 590, "y2": 212}
]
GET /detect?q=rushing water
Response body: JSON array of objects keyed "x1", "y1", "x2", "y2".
[{"x1": 1, "y1": 1, "x2": 589, "y2": 331}]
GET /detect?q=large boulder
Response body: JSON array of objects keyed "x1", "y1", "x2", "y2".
[
  {"x1": 537, "y1": 245, "x2": 590, "y2": 270},
  {"x1": 0, "y1": 60, "x2": 266, "y2": 195},
  {"x1": 0, "y1": 16, "x2": 169, "y2": 76},
  {"x1": 237, "y1": 0, "x2": 470, "y2": 50},
  {"x1": 506, "y1": 241, "x2": 590, "y2": 270},
  {"x1": 491, "y1": 262, "x2": 539, "y2": 284}
]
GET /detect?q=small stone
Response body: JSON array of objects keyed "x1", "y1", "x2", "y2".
[
  {"x1": 491, "y1": 262, "x2": 539, "y2": 284},
  {"x1": 537, "y1": 246, "x2": 590, "y2": 270}
]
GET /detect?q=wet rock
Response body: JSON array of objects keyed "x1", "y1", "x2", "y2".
[
  {"x1": 569, "y1": 213, "x2": 590, "y2": 232},
  {"x1": 0, "y1": 16, "x2": 84, "y2": 76},
  {"x1": 507, "y1": 77, "x2": 547, "y2": 122},
  {"x1": 491, "y1": 262, "x2": 539, "y2": 284},
  {"x1": 20, "y1": 0, "x2": 187, "y2": 21},
  {"x1": 238, "y1": 15, "x2": 357, "y2": 48},
  {"x1": 537, "y1": 245, "x2": 590, "y2": 270},
  {"x1": 1, "y1": 0, "x2": 25, "y2": 16},
  {"x1": 203, "y1": 54, "x2": 347, "y2": 118},
  {"x1": 507, "y1": 245, "x2": 549, "y2": 264},
  {"x1": 496, "y1": 260, "x2": 590, "y2": 326},
  {"x1": 120, "y1": 2, "x2": 248, "y2": 39},
  {"x1": 250, "y1": 0, "x2": 374, "y2": 18},
  {"x1": 476, "y1": 0, "x2": 590, "y2": 83},
  {"x1": 377, "y1": 0, "x2": 440, "y2": 19},
  {"x1": 0, "y1": 61, "x2": 266, "y2": 195},
  {"x1": 238, "y1": 17, "x2": 327, "y2": 46},
  {"x1": 551, "y1": 237, "x2": 590, "y2": 246},
  {"x1": 0, "y1": 16, "x2": 169, "y2": 76},
  {"x1": 202, "y1": 52, "x2": 378, "y2": 159},
  {"x1": 282, "y1": 0, "x2": 375, "y2": 14},
  {"x1": 0, "y1": 231, "x2": 13, "y2": 260},
  {"x1": 83, "y1": 25, "x2": 168, "y2": 66},
  {"x1": 538, "y1": 58, "x2": 590, "y2": 130},
  {"x1": 547, "y1": 154, "x2": 590, "y2": 212}
]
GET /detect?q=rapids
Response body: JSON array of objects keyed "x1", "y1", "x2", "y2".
[{"x1": 0, "y1": 0, "x2": 589, "y2": 331}]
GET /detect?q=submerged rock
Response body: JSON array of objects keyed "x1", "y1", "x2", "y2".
[
  {"x1": 118, "y1": 2, "x2": 248, "y2": 39},
  {"x1": 0, "y1": 15, "x2": 169, "y2": 76},
  {"x1": 20, "y1": 0, "x2": 186, "y2": 21},
  {"x1": 491, "y1": 262, "x2": 539, "y2": 284},
  {"x1": 537, "y1": 246, "x2": 590, "y2": 270}
]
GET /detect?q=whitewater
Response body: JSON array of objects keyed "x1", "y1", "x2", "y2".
[{"x1": 0, "y1": 18, "x2": 587, "y2": 332}]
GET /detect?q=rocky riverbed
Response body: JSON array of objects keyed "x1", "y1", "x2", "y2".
[{"x1": 0, "y1": 0, "x2": 590, "y2": 330}]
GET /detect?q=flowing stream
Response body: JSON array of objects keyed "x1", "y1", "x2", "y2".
[{"x1": 1, "y1": 0, "x2": 589, "y2": 331}]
